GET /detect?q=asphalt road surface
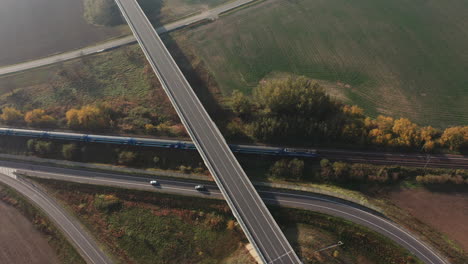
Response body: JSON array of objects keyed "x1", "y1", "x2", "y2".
[
  {"x1": 0, "y1": 0, "x2": 254, "y2": 77},
  {"x1": 0, "y1": 159, "x2": 448, "y2": 264},
  {"x1": 0, "y1": 172, "x2": 113, "y2": 264}
]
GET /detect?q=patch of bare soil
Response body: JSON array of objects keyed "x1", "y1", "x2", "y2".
[
  {"x1": 0, "y1": 201, "x2": 60, "y2": 264},
  {"x1": 389, "y1": 188, "x2": 468, "y2": 252},
  {"x1": 0, "y1": 0, "x2": 126, "y2": 66}
]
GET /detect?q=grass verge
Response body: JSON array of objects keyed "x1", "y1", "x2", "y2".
[{"x1": 35, "y1": 178, "x2": 424, "y2": 263}]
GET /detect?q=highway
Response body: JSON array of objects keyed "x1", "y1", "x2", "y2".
[
  {"x1": 0, "y1": 0, "x2": 254, "y2": 77},
  {"x1": 0, "y1": 160, "x2": 448, "y2": 264},
  {"x1": 114, "y1": 0, "x2": 301, "y2": 263},
  {"x1": 0, "y1": 171, "x2": 112, "y2": 264}
]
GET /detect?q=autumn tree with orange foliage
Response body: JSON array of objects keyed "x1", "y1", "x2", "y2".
[
  {"x1": 440, "y1": 126, "x2": 468, "y2": 151},
  {"x1": 0, "y1": 107, "x2": 23, "y2": 124},
  {"x1": 66, "y1": 105, "x2": 112, "y2": 131},
  {"x1": 365, "y1": 115, "x2": 395, "y2": 146},
  {"x1": 391, "y1": 118, "x2": 421, "y2": 148},
  {"x1": 420, "y1": 126, "x2": 439, "y2": 152},
  {"x1": 24, "y1": 109, "x2": 56, "y2": 127}
]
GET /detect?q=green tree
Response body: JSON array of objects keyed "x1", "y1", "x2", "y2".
[
  {"x1": 62, "y1": 144, "x2": 78, "y2": 160},
  {"x1": 34, "y1": 141, "x2": 53, "y2": 156},
  {"x1": 230, "y1": 90, "x2": 251, "y2": 116},
  {"x1": 27, "y1": 139, "x2": 36, "y2": 152},
  {"x1": 332, "y1": 162, "x2": 350, "y2": 180},
  {"x1": 118, "y1": 151, "x2": 137, "y2": 165},
  {"x1": 320, "y1": 159, "x2": 333, "y2": 181},
  {"x1": 269, "y1": 160, "x2": 289, "y2": 178},
  {"x1": 250, "y1": 76, "x2": 343, "y2": 143},
  {"x1": 153, "y1": 156, "x2": 160, "y2": 165},
  {"x1": 288, "y1": 159, "x2": 305, "y2": 180}
]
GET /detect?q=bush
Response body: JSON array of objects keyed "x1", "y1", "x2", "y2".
[
  {"x1": 27, "y1": 139, "x2": 36, "y2": 152},
  {"x1": 94, "y1": 194, "x2": 122, "y2": 213},
  {"x1": 229, "y1": 90, "x2": 252, "y2": 116},
  {"x1": 145, "y1": 124, "x2": 158, "y2": 135},
  {"x1": 179, "y1": 165, "x2": 192, "y2": 174},
  {"x1": 288, "y1": 158, "x2": 305, "y2": 180},
  {"x1": 226, "y1": 220, "x2": 236, "y2": 230},
  {"x1": 62, "y1": 144, "x2": 78, "y2": 160},
  {"x1": 0, "y1": 107, "x2": 23, "y2": 124},
  {"x1": 153, "y1": 156, "x2": 160, "y2": 166},
  {"x1": 83, "y1": 0, "x2": 123, "y2": 26},
  {"x1": 34, "y1": 141, "x2": 53, "y2": 156},
  {"x1": 269, "y1": 160, "x2": 289, "y2": 178},
  {"x1": 118, "y1": 151, "x2": 137, "y2": 165},
  {"x1": 269, "y1": 159, "x2": 305, "y2": 180},
  {"x1": 66, "y1": 105, "x2": 112, "y2": 131},
  {"x1": 416, "y1": 174, "x2": 467, "y2": 185},
  {"x1": 24, "y1": 109, "x2": 56, "y2": 128}
]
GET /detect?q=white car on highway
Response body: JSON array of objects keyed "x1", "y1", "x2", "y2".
[
  {"x1": 195, "y1": 185, "x2": 206, "y2": 191},
  {"x1": 150, "y1": 180, "x2": 159, "y2": 186}
]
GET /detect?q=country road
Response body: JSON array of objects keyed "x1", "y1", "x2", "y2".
[
  {"x1": 0, "y1": 172, "x2": 113, "y2": 264},
  {"x1": 0, "y1": 160, "x2": 449, "y2": 264},
  {"x1": 0, "y1": 0, "x2": 254, "y2": 77}
]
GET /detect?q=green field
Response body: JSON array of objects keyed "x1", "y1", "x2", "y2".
[
  {"x1": 137, "y1": 0, "x2": 231, "y2": 26},
  {"x1": 181, "y1": 0, "x2": 468, "y2": 127}
]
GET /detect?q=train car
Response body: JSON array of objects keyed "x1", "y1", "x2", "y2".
[
  {"x1": 5, "y1": 128, "x2": 43, "y2": 138},
  {"x1": 0, "y1": 128, "x2": 12, "y2": 136},
  {"x1": 283, "y1": 148, "x2": 318, "y2": 157},
  {"x1": 50, "y1": 131, "x2": 88, "y2": 142},
  {"x1": 86, "y1": 135, "x2": 132, "y2": 145},
  {"x1": 234, "y1": 144, "x2": 284, "y2": 156},
  {"x1": 173, "y1": 142, "x2": 196, "y2": 149},
  {"x1": 132, "y1": 137, "x2": 175, "y2": 148}
]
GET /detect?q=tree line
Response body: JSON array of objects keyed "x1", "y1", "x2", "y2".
[
  {"x1": 0, "y1": 104, "x2": 185, "y2": 137},
  {"x1": 267, "y1": 157, "x2": 467, "y2": 185},
  {"x1": 228, "y1": 76, "x2": 468, "y2": 153}
]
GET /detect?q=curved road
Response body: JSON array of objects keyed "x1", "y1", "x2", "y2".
[
  {"x1": 0, "y1": 172, "x2": 112, "y2": 264},
  {"x1": 0, "y1": 160, "x2": 449, "y2": 264},
  {"x1": 0, "y1": 0, "x2": 254, "y2": 77}
]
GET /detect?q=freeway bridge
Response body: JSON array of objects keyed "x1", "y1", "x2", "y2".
[{"x1": 113, "y1": 0, "x2": 302, "y2": 263}]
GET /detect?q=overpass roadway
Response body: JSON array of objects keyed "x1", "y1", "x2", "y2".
[
  {"x1": 0, "y1": 159, "x2": 448, "y2": 264},
  {"x1": 114, "y1": 0, "x2": 301, "y2": 263},
  {"x1": 0, "y1": 0, "x2": 254, "y2": 76},
  {"x1": 0, "y1": 172, "x2": 112, "y2": 264}
]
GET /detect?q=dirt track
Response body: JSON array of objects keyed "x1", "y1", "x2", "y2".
[{"x1": 0, "y1": 201, "x2": 59, "y2": 264}]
